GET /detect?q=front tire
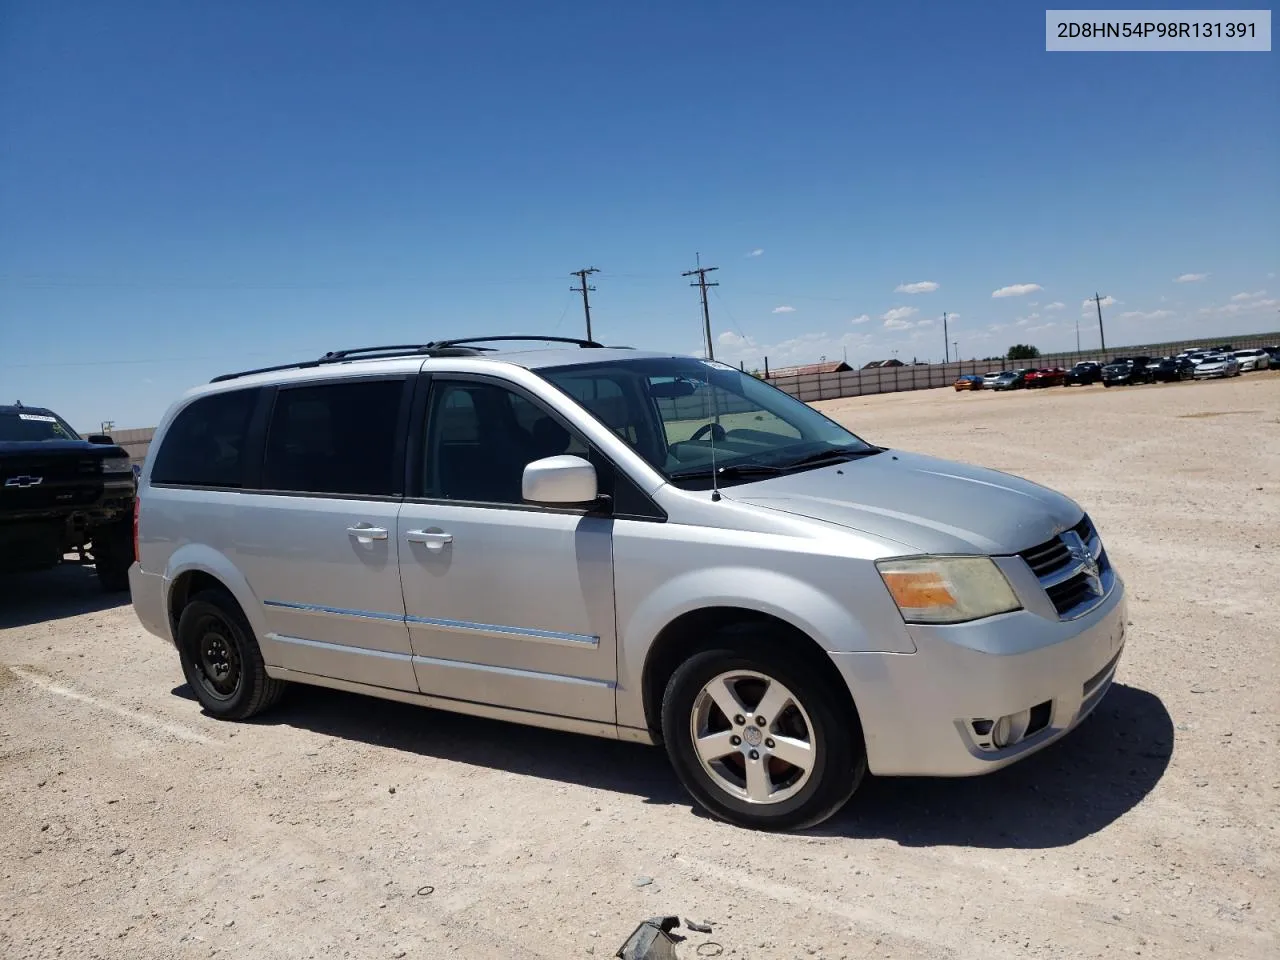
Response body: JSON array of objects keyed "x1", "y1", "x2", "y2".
[
  {"x1": 176, "y1": 589, "x2": 285, "y2": 720},
  {"x1": 661, "y1": 638, "x2": 865, "y2": 830}
]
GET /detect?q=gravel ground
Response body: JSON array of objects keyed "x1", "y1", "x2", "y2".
[{"x1": 2, "y1": 373, "x2": 1277, "y2": 960}]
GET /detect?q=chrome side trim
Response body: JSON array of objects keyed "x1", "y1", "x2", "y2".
[
  {"x1": 263, "y1": 599, "x2": 599, "y2": 648},
  {"x1": 263, "y1": 599, "x2": 404, "y2": 622},
  {"x1": 268, "y1": 633, "x2": 413, "y2": 661},
  {"x1": 262, "y1": 666, "x2": 625, "y2": 742},
  {"x1": 406, "y1": 615, "x2": 599, "y2": 648},
  {"x1": 411, "y1": 654, "x2": 615, "y2": 690}
]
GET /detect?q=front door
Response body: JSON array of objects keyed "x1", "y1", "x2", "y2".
[
  {"x1": 235, "y1": 376, "x2": 417, "y2": 691},
  {"x1": 397, "y1": 375, "x2": 617, "y2": 723}
]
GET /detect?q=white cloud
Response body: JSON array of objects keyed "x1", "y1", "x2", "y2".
[
  {"x1": 991, "y1": 283, "x2": 1042, "y2": 298},
  {"x1": 1026, "y1": 322, "x2": 1057, "y2": 333},
  {"x1": 1230, "y1": 290, "x2": 1266, "y2": 301},
  {"x1": 1200, "y1": 297, "x2": 1278, "y2": 317},
  {"x1": 880, "y1": 306, "x2": 918, "y2": 326},
  {"x1": 916, "y1": 318, "x2": 934, "y2": 326},
  {"x1": 883, "y1": 318, "x2": 913, "y2": 330},
  {"x1": 709, "y1": 329, "x2": 877, "y2": 370},
  {"x1": 1015, "y1": 318, "x2": 1031, "y2": 327},
  {"x1": 1174, "y1": 272, "x2": 1208, "y2": 283},
  {"x1": 772, "y1": 305, "x2": 796, "y2": 314},
  {"x1": 718, "y1": 331, "x2": 744, "y2": 345},
  {"x1": 851, "y1": 314, "x2": 872, "y2": 324},
  {"x1": 1044, "y1": 301, "x2": 1065, "y2": 311},
  {"x1": 1028, "y1": 301, "x2": 1039, "y2": 307},
  {"x1": 1081, "y1": 295, "x2": 1117, "y2": 311},
  {"x1": 746, "y1": 248, "x2": 764, "y2": 258},
  {"x1": 1118, "y1": 309, "x2": 1174, "y2": 321},
  {"x1": 894, "y1": 280, "x2": 939, "y2": 294},
  {"x1": 987, "y1": 323, "x2": 1009, "y2": 331}
]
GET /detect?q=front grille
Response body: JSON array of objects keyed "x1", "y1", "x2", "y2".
[{"x1": 1018, "y1": 515, "x2": 1108, "y2": 619}]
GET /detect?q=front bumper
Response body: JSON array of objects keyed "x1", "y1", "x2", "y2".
[{"x1": 831, "y1": 576, "x2": 1127, "y2": 777}]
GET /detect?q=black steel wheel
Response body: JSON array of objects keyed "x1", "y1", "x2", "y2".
[{"x1": 176, "y1": 588, "x2": 285, "y2": 720}]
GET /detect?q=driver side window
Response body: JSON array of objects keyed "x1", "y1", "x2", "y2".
[{"x1": 421, "y1": 380, "x2": 587, "y2": 505}]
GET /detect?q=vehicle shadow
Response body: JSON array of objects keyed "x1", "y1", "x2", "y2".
[
  {"x1": 170, "y1": 680, "x2": 1171, "y2": 849},
  {"x1": 0, "y1": 563, "x2": 130, "y2": 628}
]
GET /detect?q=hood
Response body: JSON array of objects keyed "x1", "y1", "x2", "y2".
[
  {"x1": 723, "y1": 449, "x2": 1082, "y2": 554},
  {"x1": 0, "y1": 439, "x2": 125, "y2": 457}
]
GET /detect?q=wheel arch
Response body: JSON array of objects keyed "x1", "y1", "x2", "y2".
[
  {"x1": 639, "y1": 606, "x2": 861, "y2": 744},
  {"x1": 164, "y1": 546, "x2": 266, "y2": 645}
]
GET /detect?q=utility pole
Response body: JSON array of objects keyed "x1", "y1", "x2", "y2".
[
  {"x1": 570, "y1": 267, "x2": 600, "y2": 341},
  {"x1": 1091, "y1": 292, "x2": 1108, "y2": 352},
  {"x1": 953, "y1": 341, "x2": 959, "y2": 362},
  {"x1": 943, "y1": 312, "x2": 950, "y2": 362},
  {"x1": 682, "y1": 253, "x2": 719, "y2": 360},
  {"x1": 1075, "y1": 314, "x2": 1081, "y2": 355}
]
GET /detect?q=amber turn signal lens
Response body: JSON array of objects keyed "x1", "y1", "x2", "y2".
[{"x1": 880, "y1": 571, "x2": 957, "y2": 609}]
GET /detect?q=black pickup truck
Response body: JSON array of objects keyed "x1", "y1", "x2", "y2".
[{"x1": 1, "y1": 404, "x2": 137, "y2": 591}]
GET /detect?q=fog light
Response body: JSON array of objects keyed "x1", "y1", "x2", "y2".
[{"x1": 992, "y1": 715, "x2": 1014, "y2": 748}]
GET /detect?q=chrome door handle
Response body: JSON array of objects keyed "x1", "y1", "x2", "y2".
[
  {"x1": 406, "y1": 529, "x2": 453, "y2": 549},
  {"x1": 347, "y1": 524, "x2": 389, "y2": 541}
]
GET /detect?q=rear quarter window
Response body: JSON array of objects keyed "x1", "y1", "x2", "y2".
[{"x1": 151, "y1": 389, "x2": 258, "y2": 488}]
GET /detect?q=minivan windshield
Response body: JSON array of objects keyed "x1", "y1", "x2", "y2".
[
  {"x1": 540, "y1": 357, "x2": 877, "y2": 486},
  {"x1": 0, "y1": 410, "x2": 81, "y2": 442}
]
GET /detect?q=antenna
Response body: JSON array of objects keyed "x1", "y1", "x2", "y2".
[{"x1": 704, "y1": 361, "x2": 723, "y2": 502}]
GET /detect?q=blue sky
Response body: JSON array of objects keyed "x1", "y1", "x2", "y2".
[{"x1": 1, "y1": 0, "x2": 1276, "y2": 429}]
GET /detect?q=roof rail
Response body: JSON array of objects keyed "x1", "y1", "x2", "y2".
[
  {"x1": 424, "y1": 335, "x2": 607, "y2": 350},
  {"x1": 209, "y1": 335, "x2": 617, "y2": 384}
]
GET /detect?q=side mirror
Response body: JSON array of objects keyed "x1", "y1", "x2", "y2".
[
  {"x1": 87, "y1": 434, "x2": 114, "y2": 444},
  {"x1": 522, "y1": 455, "x2": 598, "y2": 506}
]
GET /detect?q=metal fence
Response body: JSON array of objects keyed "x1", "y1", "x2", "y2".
[{"x1": 763, "y1": 331, "x2": 1280, "y2": 403}]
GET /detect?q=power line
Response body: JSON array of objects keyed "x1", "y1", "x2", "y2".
[
  {"x1": 570, "y1": 267, "x2": 600, "y2": 341},
  {"x1": 682, "y1": 254, "x2": 719, "y2": 360}
]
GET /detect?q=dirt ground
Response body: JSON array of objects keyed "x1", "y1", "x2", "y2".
[{"x1": 2, "y1": 373, "x2": 1277, "y2": 960}]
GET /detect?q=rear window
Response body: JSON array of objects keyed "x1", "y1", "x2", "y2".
[
  {"x1": 261, "y1": 379, "x2": 405, "y2": 497},
  {"x1": 151, "y1": 389, "x2": 258, "y2": 488}
]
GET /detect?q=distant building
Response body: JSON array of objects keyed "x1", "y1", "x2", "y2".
[
  {"x1": 860, "y1": 358, "x2": 904, "y2": 369},
  {"x1": 764, "y1": 360, "x2": 851, "y2": 379}
]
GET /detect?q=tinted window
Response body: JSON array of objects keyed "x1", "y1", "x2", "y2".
[
  {"x1": 262, "y1": 380, "x2": 405, "y2": 496},
  {"x1": 152, "y1": 389, "x2": 257, "y2": 487},
  {"x1": 422, "y1": 380, "x2": 587, "y2": 504}
]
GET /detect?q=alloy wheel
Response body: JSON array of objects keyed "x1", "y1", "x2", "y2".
[{"x1": 689, "y1": 670, "x2": 817, "y2": 804}]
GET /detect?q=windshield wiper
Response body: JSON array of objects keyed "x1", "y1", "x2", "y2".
[
  {"x1": 668, "y1": 462, "x2": 788, "y2": 481},
  {"x1": 781, "y1": 447, "x2": 881, "y2": 470}
]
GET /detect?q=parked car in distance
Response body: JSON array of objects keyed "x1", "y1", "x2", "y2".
[
  {"x1": 1150, "y1": 357, "x2": 1195, "y2": 382},
  {"x1": 1064, "y1": 361, "x2": 1102, "y2": 386},
  {"x1": 1263, "y1": 346, "x2": 1280, "y2": 368},
  {"x1": 1192, "y1": 354, "x2": 1240, "y2": 379},
  {"x1": 981, "y1": 371, "x2": 1003, "y2": 389},
  {"x1": 1232, "y1": 348, "x2": 1271, "y2": 372},
  {"x1": 1024, "y1": 368, "x2": 1066, "y2": 388},
  {"x1": 953, "y1": 375, "x2": 984, "y2": 391},
  {"x1": 1100, "y1": 357, "x2": 1154, "y2": 387},
  {"x1": 992, "y1": 370, "x2": 1027, "y2": 391},
  {"x1": 130, "y1": 335, "x2": 1127, "y2": 831}
]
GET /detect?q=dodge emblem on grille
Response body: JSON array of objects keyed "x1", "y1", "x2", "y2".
[
  {"x1": 4, "y1": 475, "x2": 43, "y2": 489},
  {"x1": 1063, "y1": 530, "x2": 1101, "y2": 593}
]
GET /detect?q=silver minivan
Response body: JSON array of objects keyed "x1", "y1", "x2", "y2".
[{"x1": 130, "y1": 336, "x2": 1127, "y2": 830}]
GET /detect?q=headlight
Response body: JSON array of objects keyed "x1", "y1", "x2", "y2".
[
  {"x1": 876, "y1": 557, "x2": 1021, "y2": 624},
  {"x1": 102, "y1": 456, "x2": 132, "y2": 474}
]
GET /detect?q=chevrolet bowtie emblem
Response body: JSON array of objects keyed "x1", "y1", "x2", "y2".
[{"x1": 4, "y1": 475, "x2": 43, "y2": 489}]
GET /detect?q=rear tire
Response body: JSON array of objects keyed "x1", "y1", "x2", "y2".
[
  {"x1": 661, "y1": 635, "x2": 865, "y2": 831},
  {"x1": 92, "y1": 519, "x2": 133, "y2": 593},
  {"x1": 176, "y1": 589, "x2": 286, "y2": 720}
]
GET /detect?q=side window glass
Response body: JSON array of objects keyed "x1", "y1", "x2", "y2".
[
  {"x1": 422, "y1": 381, "x2": 585, "y2": 504},
  {"x1": 261, "y1": 380, "x2": 404, "y2": 496},
  {"x1": 151, "y1": 389, "x2": 257, "y2": 487}
]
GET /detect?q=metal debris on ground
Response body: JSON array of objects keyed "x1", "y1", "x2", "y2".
[
  {"x1": 615, "y1": 915, "x2": 680, "y2": 960},
  {"x1": 684, "y1": 919, "x2": 713, "y2": 934},
  {"x1": 694, "y1": 944, "x2": 723, "y2": 958},
  {"x1": 416, "y1": 885, "x2": 434, "y2": 897}
]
